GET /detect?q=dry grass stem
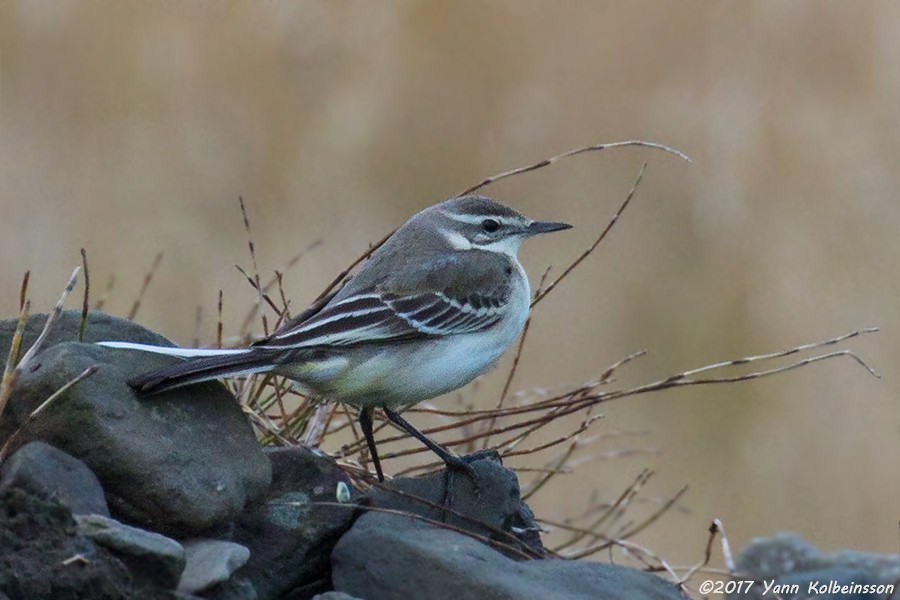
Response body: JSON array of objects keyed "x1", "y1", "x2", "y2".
[
  {"x1": 30, "y1": 366, "x2": 98, "y2": 420},
  {"x1": 0, "y1": 269, "x2": 92, "y2": 460},
  {"x1": 15, "y1": 267, "x2": 80, "y2": 370},
  {"x1": 79, "y1": 248, "x2": 90, "y2": 342},
  {"x1": 18, "y1": 271, "x2": 30, "y2": 311},
  {"x1": 92, "y1": 274, "x2": 115, "y2": 311},
  {"x1": 0, "y1": 300, "x2": 30, "y2": 419},
  {"x1": 127, "y1": 253, "x2": 162, "y2": 320},
  {"x1": 677, "y1": 520, "x2": 722, "y2": 588}
]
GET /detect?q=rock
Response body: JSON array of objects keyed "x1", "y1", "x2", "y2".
[
  {"x1": 311, "y1": 593, "x2": 365, "y2": 600},
  {"x1": 200, "y1": 578, "x2": 258, "y2": 600},
  {"x1": 211, "y1": 446, "x2": 360, "y2": 600},
  {"x1": 0, "y1": 440, "x2": 109, "y2": 516},
  {"x1": 731, "y1": 532, "x2": 900, "y2": 599},
  {"x1": 367, "y1": 450, "x2": 543, "y2": 556},
  {"x1": 75, "y1": 513, "x2": 186, "y2": 589},
  {"x1": 0, "y1": 487, "x2": 171, "y2": 600},
  {"x1": 177, "y1": 539, "x2": 250, "y2": 594},
  {"x1": 0, "y1": 311, "x2": 272, "y2": 536},
  {"x1": 332, "y1": 512, "x2": 683, "y2": 600},
  {"x1": 0, "y1": 310, "x2": 174, "y2": 363}
]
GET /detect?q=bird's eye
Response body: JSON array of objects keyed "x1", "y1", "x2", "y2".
[{"x1": 481, "y1": 219, "x2": 500, "y2": 233}]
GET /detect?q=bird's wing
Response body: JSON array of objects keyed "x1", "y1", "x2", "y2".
[{"x1": 254, "y1": 289, "x2": 506, "y2": 349}]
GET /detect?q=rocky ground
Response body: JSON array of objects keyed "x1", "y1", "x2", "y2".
[{"x1": 0, "y1": 312, "x2": 896, "y2": 600}]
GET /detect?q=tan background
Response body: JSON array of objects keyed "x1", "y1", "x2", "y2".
[{"x1": 2, "y1": 1, "x2": 898, "y2": 569}]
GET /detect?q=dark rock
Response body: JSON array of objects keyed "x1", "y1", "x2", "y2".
[
  {"x1": 311, "y1": 593, "x2": 364, "y2": 600},
  {"x1": 0, "y1": 487, "x2": 171, "y2": 600},
  {"x1": 731, "y1": 532, "x2": 900, "y2": 600},
  {"x1": 212, "y1": 446, "x2": 360, "y2": 600},
  {"x1": 178, "y1": 539, "x2": 250, "y2": 594},
  {"x1": 332, "y1": 512, "x2": 683, "y2": 600},
  {"x1": 201, "y1": 578, "x2": 259, "y2": 600},
  {"x1": 0, "y1": 440, "x2": 109, "y2": 516},
  {"x1": 0, "y1": 310, "x2": 175, "y2": 367},
  {"x1": 367, "y1": 451, "x2": 543, "y2": 556},
  {"x1": 76, "y1": 513, "x2": 185, "y2": 589},
  {"x1": 0, "y1": 311, "x2": 272, "y2": 536}
]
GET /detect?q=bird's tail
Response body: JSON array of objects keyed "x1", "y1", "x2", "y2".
[{"x1": 96, "y1": 341, "x2": 276, "y2": 394}]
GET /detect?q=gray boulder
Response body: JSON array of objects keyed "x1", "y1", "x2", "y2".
[
  {"x1": 0, "y1": 440, "x2": 109, "y2": 516},
  {"x1": 332, "y1": 512, "x2": 683, "y2": 600},
  {"x1": 177, "y1": 539, "x2": 250, "y2": 594},
  {"x1": 731, "y1": 532, "x2": 900, "y2": 599},
  {"x1": 76, "y1": 513, "x2": 186, "y2": 589},
  {"x1": 0, "y1": 311, "x2": 271, "y2": 536},
  {"x1": 367, "y1": 450, "x2": 543, "y2": 556},
  {"x1": 209, "y1": 445, "x2": 360, "y2": 600}
]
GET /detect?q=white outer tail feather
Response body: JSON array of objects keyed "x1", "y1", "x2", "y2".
[{"x1": 96, "y1": 341, "x2": 251, "y2": 358}]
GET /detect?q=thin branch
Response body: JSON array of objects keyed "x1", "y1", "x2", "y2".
[
  {"x1": 457, "y1": 140, "x2": 691, "y2": 197},
  {"x1": 79, "y1": 248, "x2": 90, "y2": 342},
  {"x1": 30, "y1": 366, "x2": 98, "y2": 420},
  {"x1": 678, "y1": 520, "x2": 722, "y2": 587},
  {"x1": 532, "y1": 162, "x2": 646, "y2": 307},
  {"x1": 664, "y1": 328, "x2": 880, "y2": 383},
  {"x1": 17, "y1": 267, "x2": 80, "y2": 369},
  {"x1": 127, "y1": 252, "x2": 162, "y2": 320},
  {"x1": 482, "y1": 267, "x2": 551, "y2": 449},
  {"x1": 18, "y1": 271, "x2": 30, "y2": 311},
  {"x1": 0, "y1": 301, "x2": 30, "y2": 419}
]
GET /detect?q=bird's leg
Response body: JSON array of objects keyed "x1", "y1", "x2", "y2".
[
  {"x1": 382, "y1": 406, "x2": 478, "y2": 506},
  {"x1": 358, "y1": 406, "x2": 385, "y2": 482}
]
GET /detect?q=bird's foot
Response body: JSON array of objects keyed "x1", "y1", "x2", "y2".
[{"x1": 440, "y1": 449, "x2": 502, "y2": 510}]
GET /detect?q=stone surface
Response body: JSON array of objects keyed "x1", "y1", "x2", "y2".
[
  {"x1": 0, "y1": 440, "x2": 109, "y2": 516},
  {"x1": 311, "y1": 593, "x2": 365, "y2": 600},
  {"x1": 177, "y1": 539, "x2": 250, "y2": 594},
  {"x1": 209, "y1": 445, "x2": 360, "y2": 600},
  {"x1": 0, "y1": 311, "x2": 272, "y2": 536},
  {"x1": 0, "y1": 310, "x2": 174, "y2": 365},
  {"x1": 76, "y1": 513, "x2": 186, "y2": 590},
  {"x1": 332, "y1": 512, "x2": 683, "y2": 600},
  {"x1": 0, "y1": 488, "x2": 171, "y2": 600},
  {"x1": 368, "y1": 450, "x2": 544, "y2": 556},
  {"x1": 731, "y1": 532, "x2": 900, "y2": 600}
]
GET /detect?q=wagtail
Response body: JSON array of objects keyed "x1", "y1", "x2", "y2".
[{"x1": 100, "y1": 195, "x2": 571, "y2": 482}]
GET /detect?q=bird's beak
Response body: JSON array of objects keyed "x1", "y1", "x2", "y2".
[{"x1": 525, "y1": 220, "x2": 573, "y2": 235}]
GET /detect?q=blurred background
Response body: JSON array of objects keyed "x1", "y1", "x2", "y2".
[{"x1": 2, "y1": 1, "x2": 897, "y2": 568}]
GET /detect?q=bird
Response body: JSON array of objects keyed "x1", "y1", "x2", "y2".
[{"x1": 99, "y1": 194, "x2": 571, "y2": 484}]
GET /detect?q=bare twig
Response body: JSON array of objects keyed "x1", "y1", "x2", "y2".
[
  {"x1": 532, "y1": 162, "x2": 646, "y2": 307},
  {"x1": 217, "y1": 290, "x2": 224, "y2": 348},
  {"x1": 19, "y1": 271, "x2": 30, "y2": 311},
  {"x1": 238, "y1": 239, "x2": 320, "y2": 331},
  {"x1": 0, "y1": 270, "x2": 87, "y2": 458},
  {"x1": 0, "y1": 301, "x2": 30, "y2": 419},
  {"x1": 92, "y1": 274, "x2": 115, "y2": 311},
  {"x1": 16, "y1": 267, "x2": 80, "y2": 370},
  {"x1": 678, "y1": 520, "x2": 722, "y2": 587},
  {"x1": 127, "y1": 252, "x2": 163, "y2": 320},
  {"x1": 79, "y1": 248, "x2": 90, "y2": 342},
  {"x1": 482, "y1": 267, "x2": 551, "y2": 449},
  {"x1": 30, "y1": 366, "x2": 98, "y2": 420},
  {"x1": 457, "y1": 140, "x2": 691, "y2": 196}
]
